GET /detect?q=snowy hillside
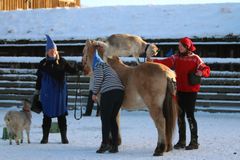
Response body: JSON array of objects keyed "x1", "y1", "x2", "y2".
[{"x1": 0, "y1": 3, "x2": 240, "y2": 41}]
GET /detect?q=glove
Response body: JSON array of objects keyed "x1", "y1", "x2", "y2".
[
  {"x1": 146, "y1": 57, "x2": 153, "y2": 62},
  {"x1": 195, "y1": 70, "x2": 202, "y2": 77}
]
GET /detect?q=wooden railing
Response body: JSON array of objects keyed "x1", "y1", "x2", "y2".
[{"x1": 0, "y1": 0, "x2": 80, "y2": 11}]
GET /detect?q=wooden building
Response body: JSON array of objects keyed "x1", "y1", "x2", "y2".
[{"x1": 0, "y1": 0, "x2": 80, "y2": 11}]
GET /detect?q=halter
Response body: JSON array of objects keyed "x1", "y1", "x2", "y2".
[
  {"x1": 142, "y1": 43, "x2": 150, "y2": 62},
  {"x1": 22, "y1": 108, "x2": 31, "y2": 112}
]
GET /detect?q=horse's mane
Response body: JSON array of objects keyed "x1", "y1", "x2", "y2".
[{"x1": 86, "y1": 40, "x2": 104, "y2": 58}]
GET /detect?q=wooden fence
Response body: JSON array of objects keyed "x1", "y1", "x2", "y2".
[
  {"x1": 0, "y1": 66, "x2": 90, "y2": 109},
  {"x1": 0, "y1": 0, "x2": 80, "y2": 11},
  {"x1": 0, "y1": 61, "x2": 240, "y2": 112}
]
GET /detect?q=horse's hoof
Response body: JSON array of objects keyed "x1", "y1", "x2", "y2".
[
  {"x1": 153, "y1": 143, "x2": 165, "y2": 156},
  {"x1": 153, "y1": 152, "x2": 163, "y2": 156},
  {"x1": 166, "y1": 144, "x2": 173, "y2": 152}
]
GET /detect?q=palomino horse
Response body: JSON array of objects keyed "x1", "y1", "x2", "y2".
[{"x1": 82, "y1": 40, "x2": 178, "y2": 156}]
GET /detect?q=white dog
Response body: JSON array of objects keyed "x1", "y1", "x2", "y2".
[
  {"x1": 93, "y1": 34, "x2": 159, "y2": 63},
  {"x1": 4, "y1": 99, "x2": 32, "y2": 145}
]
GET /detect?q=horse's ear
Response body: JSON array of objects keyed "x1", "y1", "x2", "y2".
[
  {"x1": 92, "y1": 40, "x2": 98, "y2": 46},
  {"x1": 87, "y1": 40, "x2": 94, "y2": 44},
  {"x1": 112, "y1": 56, "x2": 120, "y2": 61}
]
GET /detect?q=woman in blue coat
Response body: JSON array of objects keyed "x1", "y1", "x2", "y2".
[{"x1": 35, "y1": 35, "x2": 81, "y2": 144}]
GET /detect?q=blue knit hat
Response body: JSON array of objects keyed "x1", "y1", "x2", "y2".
[
  {"x1": 92, "y1": 49, "x2": 104, "y2": 70},
  {"x1": 45, "y1": 34, "x2": 57, "y2": 52}
]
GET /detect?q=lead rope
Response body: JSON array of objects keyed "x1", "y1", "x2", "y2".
[{"x1": 74, "y1": 71, "x2": 83, "y2": 120}]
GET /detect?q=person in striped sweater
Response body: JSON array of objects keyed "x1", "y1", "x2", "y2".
[
  {"x1": 147, "y1": 37, "x2": 210, "y2": 150},
  {"x1": 91, "y1": 48, "x2": 124, "y2": 154}
]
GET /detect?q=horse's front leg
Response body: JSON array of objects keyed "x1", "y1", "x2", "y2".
[{"x1": 149, "y1": 107, "x2": 166, "y2": 156}]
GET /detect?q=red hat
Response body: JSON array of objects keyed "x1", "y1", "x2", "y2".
[{"x1": 179, "y1": 37, "x2": 196, "y2": 52}]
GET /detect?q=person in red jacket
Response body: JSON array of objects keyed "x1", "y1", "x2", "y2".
[{"x1": 147, "y1": 37, "x2": 210, "y2": 150}]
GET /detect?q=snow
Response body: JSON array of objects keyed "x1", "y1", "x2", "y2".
[
  {"x1": 0, "y1": 108, "x2": 240, "y2": 160},
  {"x1": 0, "y1": 3, "x2": 240, "y2": 41},
  {"x1": 202, "y1": 85, "x2": 240, "y2": 88},
  {"x1": 211, "y1": 71, "x2": 240, "y2": 76}
]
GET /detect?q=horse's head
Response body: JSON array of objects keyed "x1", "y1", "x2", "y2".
[
  {"x1": 146, "y1": 43, "x2": 159, "y2": 58},
  {"x1": 82, "y1": 40, "x2": 96, "y2": 75},
  {"x1": 82, "y1": 40, "x2": 105, "y2": 75}
]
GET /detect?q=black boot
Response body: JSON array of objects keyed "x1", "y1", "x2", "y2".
[
  {"x1": 109, "y1": 145, "x2": 118, "y2": 153},
  {"x1": 185, "y1": 117, "x2": 199, "y2": 150},
  {"x1": 58, "y1": 115, "x2": 69, "y2": 144},
  {"x1": 96, "y1": 143, "x2": 111, "y2": 153},
  {"x1": 83, "y1": 91, "x2": 94, "y2": 116},
  {"x1": 174, "y1": 116, "x2": 186, "y2": 149},
  {"x1": 40, "y1": 115, "x2": 51, "y2": 144}
]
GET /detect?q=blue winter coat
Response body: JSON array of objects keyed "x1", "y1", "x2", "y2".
[
  {"x1": 40, "y1": 71, "x2": 68, "y2": 117},
  {"x1": 36, "y1": 57, "x2": 80, "y2": 118}
]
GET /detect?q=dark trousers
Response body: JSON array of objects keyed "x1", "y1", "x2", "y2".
[
  {"x1": 42, "y1": 114, "x2": 67, "y2": 138},
  {"x1": 100, "y1": 89, "x2": 124, "y2": 145},
  {"x1": 177, "y1": 91, "x2": 198, "y2": 142},
  {"x1": 43, "y1": 114, "x2": 67, "y2": 129}
]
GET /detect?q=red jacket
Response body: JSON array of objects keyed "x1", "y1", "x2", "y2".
[{"x1": 153, "y1": 53, "x2": 210, "y2": 92}]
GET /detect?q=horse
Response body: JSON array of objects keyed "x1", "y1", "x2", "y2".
[
  {"x1": 82, "y1": 40, "x2": 178, "y2": 156},
  {"x1": 92, "y1": 34, "x2": 158, "y2": 63}
]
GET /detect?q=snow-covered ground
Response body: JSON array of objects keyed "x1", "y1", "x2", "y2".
[
  {"x1": 0, "y1": 107, "x2": 240, "y2": 160},
  {"x1": 0, "y1": 3, "x2": 239, "y2": 41}
]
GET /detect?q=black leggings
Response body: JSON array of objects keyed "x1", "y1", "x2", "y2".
[
  {"x1": 177, "y1": 91, "x2": 197, "y2": 119},
  {"x1": 43, "y1": 114, "x2": 67, "y2": 130},
  {"x1": 100, "y1": 89, "x2": 124, "y2": 145},
  {"x1": 177, "y1": 91, "x2": 198, "y2": 139}
]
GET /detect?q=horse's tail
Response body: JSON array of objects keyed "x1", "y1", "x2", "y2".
[{"x1": 163, "y1": 76, "x2": 178, "y2": 148}]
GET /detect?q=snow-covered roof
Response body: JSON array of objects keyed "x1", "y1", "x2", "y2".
[{"x1": 0, "y1": 3, "x2": 239, "y2": 41}]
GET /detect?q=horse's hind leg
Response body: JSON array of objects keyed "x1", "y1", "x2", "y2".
[{"x1": 149, "y1": 107, "x2": 166, "y2": 156}]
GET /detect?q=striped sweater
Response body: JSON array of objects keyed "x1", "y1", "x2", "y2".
[{"x1": 92, "y1": 62, "x2": 124, "y2": 95}]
